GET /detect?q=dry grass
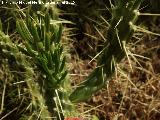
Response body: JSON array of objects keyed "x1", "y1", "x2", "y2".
[{"x1": 68, "y1": 32, "x2": 160, "y2": 120}]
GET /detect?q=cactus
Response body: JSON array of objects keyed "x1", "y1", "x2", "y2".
[
  {"x1": 16, "y1": 1, "x2": 76, "y2": 119},
  {"x1": 69, "y1": 0, "x2": 143, "y2": 102},
  {"x1": 0, "y1": 29, "x2": 52, "y2": 119}
]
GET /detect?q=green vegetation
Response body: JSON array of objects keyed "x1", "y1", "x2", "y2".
[
  {"x1": 0, "y1": 0, "x2": 160, "y2": 119},
  {"x1": 69, "y1": 0, "x2": 142, "y2": 103}
]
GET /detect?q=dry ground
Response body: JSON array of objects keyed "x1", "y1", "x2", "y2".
[{"x1": 69, "y1": 32, "x2": 160, "y2": 120}]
